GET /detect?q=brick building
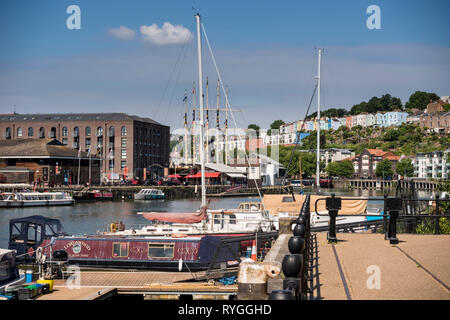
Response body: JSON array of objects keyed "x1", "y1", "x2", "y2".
[
  {"x1": 420, "y1": 112, "x2": 450, "y2": 134},
  {"x1": 349, "y1": 149, "x2": 400, "y2": 179},
  {"x1": 0, "y1": 139, "x2": 101, "y2": 185},
  {"x1": 0, "y1": 113, "x2": 170, "y2": 180}
]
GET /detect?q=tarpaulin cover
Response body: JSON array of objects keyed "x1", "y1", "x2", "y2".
[
  {"x1": 141, "y1": 204, "x2": 208, "y2": 224},
  {"x1": 263, "y1": 194, "x2": 368, "y2": 216}
]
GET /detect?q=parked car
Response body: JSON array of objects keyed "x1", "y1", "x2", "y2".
[{"x1": 162, "y1": 178, "x2": 182, "y2": 186}]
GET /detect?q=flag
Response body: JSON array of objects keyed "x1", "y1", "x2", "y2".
[
  {"x1": 77, "y1": 148, "x2": 81, "y2": 158},
  {"x1": 108, "y1": 149, "x2": 114, "y2": 159},
  {"x1": 87, "y1": 146, "x2": 91, "y2": 157}
]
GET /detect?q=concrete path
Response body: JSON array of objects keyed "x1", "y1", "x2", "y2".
[{"x1": 316, "y1": 233, "x2": 450, "y2": 300}]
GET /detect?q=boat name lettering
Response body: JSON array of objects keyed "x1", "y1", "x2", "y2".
[
  {"x1": 64, "y1": 241, "x2": 91, "y2": 251},
  {"x1": 177, "y1": 247, "x2": 198, "y2": 255}
]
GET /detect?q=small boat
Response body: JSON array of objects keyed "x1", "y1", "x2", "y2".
[
  {"x1": 0, "y1": 248, "x2": 24, "y2": 296},
  {"x1": 8, "y1": 215, "x2": 259, "y2": 271},
  {"x1": 0, "y1": 192, "x2": 74, "y2": 207},
  {"x1": 134, "y1": 189, "x2": 166, "y2": 200},
  {"x1": 319, "y1": 178, "x2": 333, "y2": 188},
  {"x1": 73, "y1": 190, "x2": 113, "y2": 201}
]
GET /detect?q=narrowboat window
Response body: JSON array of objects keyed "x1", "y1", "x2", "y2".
[
  {"x1": 11, "y1": 223, "x2": 23, "y2": 242},
  {"x1": 27, "y1": 225, "x2": 36, "y2": 243},
  {"x1": 229, "y1": 214, "x2": 237, "y2": 224},
  {"x1": 213, "y1": 214, "x2": 221, "y2": 225},
  {"x1": 112, "y1": 243, "x2": 129, "y2": 257},
  {"x1": 148, "y1": 243, "x2": 174, "y2": 258}
]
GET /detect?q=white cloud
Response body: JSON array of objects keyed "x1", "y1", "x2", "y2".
[
  {"x1": 108, "y1": 26, "x2": 136, "y2": 41},
  {"x1": 140, "y1": 22, "x2": 192, "y2": 45}
]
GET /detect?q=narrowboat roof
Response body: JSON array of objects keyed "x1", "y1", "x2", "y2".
[{"x1": 9, "y1": 215, "x2": 62, "y2": 225}]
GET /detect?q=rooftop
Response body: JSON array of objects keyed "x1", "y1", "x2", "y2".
[
  {"x1": 0, "y1": 138, "x2": 99, "y2": 160},
  {"x1": 0, "y1": 112, "x2": 164, "y2": 126}
]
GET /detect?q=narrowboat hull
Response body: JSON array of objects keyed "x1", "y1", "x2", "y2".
[
  {"x1": 39, "y1": 234, "x2": 241, "y2": 271},
  {"x1": 73, "y1": 192, "x2": 113, "y2": 201}
]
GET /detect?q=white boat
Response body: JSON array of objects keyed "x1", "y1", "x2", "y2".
[
  {"x1": 134, "y1": 189, "x2": 166, "y2": 200},
  {"x1": 0, "y1": 192, "x2": 74, "y2": 207}
]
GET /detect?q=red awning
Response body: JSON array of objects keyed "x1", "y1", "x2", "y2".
[
  {"x1": 185, "y1": 172, "x2": 221, "y2": 178},
  {"x1": 167, "y1": 174, "x2": 182, "y2": 178}
]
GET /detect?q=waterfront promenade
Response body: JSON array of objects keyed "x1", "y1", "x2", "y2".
[{"x1": 266, "y1": 232, "x2": 449, "y2": 300}]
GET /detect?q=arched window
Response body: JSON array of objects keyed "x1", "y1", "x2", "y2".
[
  {"x1": 73, "y1": 127, "x2": 79, "y2": 137},
  {"x1": 5, "y1": 127, "x2": 11, "y2": 139},
  {"x1": 85, "y1": 126, "x2": 91, "y2": 136},
  {"x1": 50, "y1": 127, "x2": 56, "y2": 138},
  {"x1": 121, "y1": 126, "x2": 127, "y2": 136},
  {"x1": 28, "y1": 127, "x2": 34, "y2": 137},
  {"x1": 39, "y1": 127, "x2": 45, "y2": 138},
  {"x1": 17, "y1": 127, "x2": 22, "y2": 138},
  {"x1": 108, "y1": 126, "x2": 115, "y2": 137},
  {"x1": 62, "y1": 127, "x2": 68, "y2": 137},
  {"x1": 97, "y1": 126, "x2": 103, "y2": 136}
]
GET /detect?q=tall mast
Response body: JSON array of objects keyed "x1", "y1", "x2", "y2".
[
  {"x1": 316, "y1": 48, "x2": 322, "y2": 189},
  {"x1": 224, "y1": 87, "x2": 229, "y2": 165},
  {"x1": 196, "y1": 13, "x2": 206, "y2": 207},
  {"x1": 192, "y1": 81, "x2": 196, "y2": 164},
  {"x1": 216, "y1": 79, "x2": 220, "y2": 163},
  {"x1": 205, "y1": 77, "x2": 209, "y2": 163},
  {"x1": 184, "y1": 89, "x2": 189, "y2": 165}
]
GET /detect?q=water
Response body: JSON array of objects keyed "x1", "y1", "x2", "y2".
[
  {"x1": 0, "y1": 188, "x2": 435, "y2": 248},
  {"x1": 0, "y1": 196, "x2": 255, "y2": 248}
]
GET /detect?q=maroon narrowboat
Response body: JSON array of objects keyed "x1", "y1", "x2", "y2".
[{"x1": 8, "y1": 216, "x2": 244, "y2": 271}]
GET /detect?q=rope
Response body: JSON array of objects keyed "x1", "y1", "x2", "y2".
[
  {"x1": 201, "y1": 23, "x2": 266, "y2": 213},
  {"x1": 281, "y1": 84, "x2": 318, "y2": 186}
]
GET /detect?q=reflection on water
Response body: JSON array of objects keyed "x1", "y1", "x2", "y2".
[{"x1": 0, "y1": 188, "x2": 435, "y2": 248}]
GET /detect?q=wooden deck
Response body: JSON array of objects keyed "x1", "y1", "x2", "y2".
[
  {"x1": 265, "y1": 232, "x2": 450, "y2": 300},
  {"x1": 37, "y1": 270, "x2": 232, "y2": 300}
]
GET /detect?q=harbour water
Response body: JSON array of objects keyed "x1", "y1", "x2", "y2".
[{"x1": 0, "y1": 188, "x2": 435, "y2": 249}]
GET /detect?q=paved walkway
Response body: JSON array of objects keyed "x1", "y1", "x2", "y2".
[{"x1": 316, "y1": 233, "x2": 450, "y2": 300}]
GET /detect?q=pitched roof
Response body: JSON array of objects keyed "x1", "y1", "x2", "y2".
[{"x1": 0, "y1": 139, "x2": 99, "y2": 159}]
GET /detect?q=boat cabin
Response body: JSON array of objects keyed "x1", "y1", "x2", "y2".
[{"x1": 8, "y1": 215, "x2": 66, "y2": 260}]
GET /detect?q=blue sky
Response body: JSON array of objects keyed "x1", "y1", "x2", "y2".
[{"x1": 1, "y1": 0, "x2": 449, "y2": 130}]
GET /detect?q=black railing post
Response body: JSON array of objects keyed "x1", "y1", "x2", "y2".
[
  {"x1": 435, "y1": 194, "x2": 440, "y2": 235},
  {"x1": 383, "y1": 193, "x2": 388, "y2": 239},
  {"x1": 386, "y1": 197, "x2": 402, "y2": 245},
  {"x1": 326, "y1": 193, "x2": 341, "y2": 243}
]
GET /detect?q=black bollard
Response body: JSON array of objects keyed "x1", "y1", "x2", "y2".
[
  {"x1": 268, "y1": 290, "x2": 295, "y2": 300},
  {"x1": 293, "y1": 223, "x2": 306, "y2": 237},
  {"x1": 288, "y1": 236, "x2": 305, "y2": 254},
  {"x1": 386, "y1": 197, "x2": 402, "y2": 244},
  {"x1": 326, "y1": 194, "x2": 341, "y2": 243},
  {"x1": 282, "y1": 254, "x2": 303, "y2": 299}
]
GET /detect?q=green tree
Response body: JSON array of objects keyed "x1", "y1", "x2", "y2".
[
  {"x1": 396, "y1": 159, "x2": 415, "y2": 177},
  {"x1": 267, "y1": 120, "x2": 285, "y2": 136},
  {"x1": 405, "y1": 91, "x2": 440, "y2": 111},
  {"x1": 247, "y1": 124, "x2": 260, "y2": 137},
  {"x1": 375, "y1": 159, "x2": 393, "y2": 178},
  {"x1": 326, "y1": 160, "x2": 354, "y2": 177}
]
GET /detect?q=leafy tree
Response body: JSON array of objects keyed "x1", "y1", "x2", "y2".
[
  {"x1": 267, "y1": 120, "x2": 285, "y2": 136},
  {"x1": 405, "y1": 91, "x2": 440, "y2": 110},
  {"x1": 375, "y1": 159, "x2": 393, "y2": 178},
  {"x1": 382, "y1": 129, "x2": 400, "y2": 141},
  {"x1": 396, "y1": 159, "x2": 415, "y2": 177},
  {"x1": 326, "y1": 160, "x2": 354, "y2": 177},
  {"x1": 247, "y1": 124, "x2": 260, "y2": 137},
  {"x1": 443, "y1": 104, "x2": 450, "y2": 112}
]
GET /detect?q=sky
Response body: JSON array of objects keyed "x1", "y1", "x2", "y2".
[{"x1": 0, "y1": 0, "x2": 449, "y2": 131}]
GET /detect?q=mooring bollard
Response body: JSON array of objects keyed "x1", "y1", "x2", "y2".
[
  {"x1": 326, "y1": 193, "x2": 341, "y2": 243},
  {"x1": 282, "y1": 254, "x2": 303, "y2": 300},
  {"x1": 268, "y1": 289, "x2": 295, "y2": 300},
  {"x1": 386, "y1": 197, "x2": 402, "y2": 244},
  {"x1": 237, "y1": 259, "x2": 281, "y2": 300}
]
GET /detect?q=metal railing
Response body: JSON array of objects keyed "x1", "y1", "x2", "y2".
[{"x1": 313, "y1": 194, "x2": 450, "y2": 244}]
